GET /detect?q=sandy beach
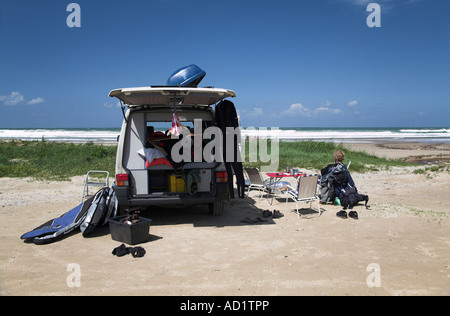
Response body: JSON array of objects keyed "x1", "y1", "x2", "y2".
[{"x1": 1, "y1": 141, "x2": 449, "y2": 296}]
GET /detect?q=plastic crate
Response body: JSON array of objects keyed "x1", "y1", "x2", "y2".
[{"x1": 108, "y1": 216, "x2": 152, "y2": 245}]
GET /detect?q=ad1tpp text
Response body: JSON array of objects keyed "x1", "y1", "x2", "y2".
[{"x1": 180, "y1": 300, "x2": 270, "y2": 313}]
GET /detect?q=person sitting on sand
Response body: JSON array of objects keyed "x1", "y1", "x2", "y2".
[
  {"x1": 320, "y1": 150, "x2": 354, "y2": 203},
  {"x1": 320, "y1": 150, "x2": 355, "y2": 186},
  {"x1": 320, "y1": 150, "x2": 368, "y2": 219}
]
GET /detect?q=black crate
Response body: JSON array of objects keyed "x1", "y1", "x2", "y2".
[{"x1": 108, "y1": 216, "x2": 152, "y2": 245}]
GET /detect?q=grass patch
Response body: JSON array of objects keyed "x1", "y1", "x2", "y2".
[
  {"x1": 413, "y1": 164, "x2": 449, "y2": 179},
  {"x1": 413, "y1": 164, "x2": 449, "y2": 174},
  {"x1": 243, "y1": 140, "x2": 409, "y2": 172},
  {"x1": 0, "y1": 140, "x2": 116, "y2": 181},
  {"x1": 0, "y1": 139, "x2": 410, "y2": 180}
]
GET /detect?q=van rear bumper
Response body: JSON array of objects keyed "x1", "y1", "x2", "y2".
[{"x1": 115, "y1": 183, "x2": 228, "y2": 207}]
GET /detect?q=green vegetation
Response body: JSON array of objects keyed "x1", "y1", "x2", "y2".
[
  {"x1": 243, "y1": 140, "x2": 410, "y2": 172},
  {"x1": 413, "y1": 164, "x2": 449, "y2": 174},
  {"x1": 0, "y1": 139, "x2": 410, "y2": 181},
  {"x1": 0, "y1": 140, "x2": 116, "y2": 181},
  {"x1": 413, "y1": 164, "x2": 449, "y2": 179}
]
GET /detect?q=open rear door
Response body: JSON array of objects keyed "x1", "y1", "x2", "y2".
[{"x1": 109, "y1": 87, "x2": 236, "y2": 108}]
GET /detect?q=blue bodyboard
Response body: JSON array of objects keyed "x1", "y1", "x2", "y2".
[
  {"x1": 21, "y1": 203, "x2": 83, "y2": 239},
  {"x1": 20, "y1": 195, "x2": 94, "y2": 244}
]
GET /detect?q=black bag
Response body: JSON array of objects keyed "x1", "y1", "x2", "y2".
[{"x1": 341, "y1": 185, "x2": 369, "y2": 209}]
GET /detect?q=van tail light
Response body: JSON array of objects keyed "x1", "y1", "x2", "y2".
[
  {"x1": 216, "y1": 171, "x2": 228, "y2": 183},
  {"x1": 116, "y1": 174, "x2": 129, "y2": 187}
]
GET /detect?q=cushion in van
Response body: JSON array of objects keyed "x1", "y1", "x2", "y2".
[{"x1": 146, "y1": 158, "x2": 173, "y2": 168}]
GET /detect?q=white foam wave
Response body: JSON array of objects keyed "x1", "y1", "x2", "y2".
[
  {"x1": 0, "y1": 129, "x2": 120, "y2": 143},
  {"x1": 399, "y1": 128, "x2": 450, "y2": 133},
  {"x1": 1, "y1": 127, "x2": 449, "y2": 143}
]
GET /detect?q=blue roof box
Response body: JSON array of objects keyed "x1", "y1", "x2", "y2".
[{"x1": 166, "y1": 64, "x2": 206, "y2": 87}]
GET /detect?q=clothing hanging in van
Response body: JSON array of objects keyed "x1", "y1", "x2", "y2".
[{"x1": 215, "y1": 100, "x2": 245, "y2": 199}]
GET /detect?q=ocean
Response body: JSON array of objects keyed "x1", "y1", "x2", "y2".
[{"x1": 1, "y1": 127, "x2": 450, "y2": 144}]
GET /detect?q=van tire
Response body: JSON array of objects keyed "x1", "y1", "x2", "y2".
[{"x1": 208, "y1": 201, "x2": 223, "y2": 216}]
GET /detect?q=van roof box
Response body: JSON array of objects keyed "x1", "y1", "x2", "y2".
[{"x1": 166, "y1": 64, "x2": 206, "y2": 87}]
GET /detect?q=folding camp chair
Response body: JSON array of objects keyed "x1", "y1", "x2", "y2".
[
  {"x1": 285, "y1": 174, "x2": 321, "y2": 217},
  {"x1": 245, "y1": 167, "x2": 290, "y2": 202},
  {"x1": 244, "y1": 167, "x2": 267, "y2": 199}
]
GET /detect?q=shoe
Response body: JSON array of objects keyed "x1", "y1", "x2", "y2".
[
  {"x1": 349, "y1": 211, "x2": 358, "y2": 219},
  {"x1": 262, "y1": 210, "x2": 272, "y2": 218},
  {"x1": 112, "y1": 244, "x2": 129, "y2": 257},
  {"x1": 128, "y1": 246, "x2": 146, "y2": 258},
  {"x1": 273, "y1": 210, "x2": 284, "y2": 218},
  {"x1": 336, "y1": 210, "x2": 348, "y2": 219}
]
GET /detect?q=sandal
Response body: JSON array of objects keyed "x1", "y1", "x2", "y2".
[
  {"x1": 349, "y1": 211, "x2": 358, "y2": 219},
  {"x1": 272, "y1": 210, "x2": 284, "y2": 218},
  {"x1": 336, "y1": 210, "x2": 348, "y2": 219}
]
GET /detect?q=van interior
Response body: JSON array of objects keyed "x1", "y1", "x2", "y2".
[{"x1": 122, "y1": 108, "x2": 221, "y2": 197}]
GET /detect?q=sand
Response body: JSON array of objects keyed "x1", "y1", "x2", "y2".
[{"x1": 1, "y1": 141, "x2": 449, "y2": 296}]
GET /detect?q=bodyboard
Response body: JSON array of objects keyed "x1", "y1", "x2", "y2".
[
  {"x1": 21, "y1": 195, "x2": 94, "y2": 244},
  {"x1": 80, "y1": 187, "x2": 110, "y2": 237}
]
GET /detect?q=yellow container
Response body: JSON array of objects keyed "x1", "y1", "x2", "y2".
[{"x1": 167, "y1": 174, "x2": 186, "y2": 192}]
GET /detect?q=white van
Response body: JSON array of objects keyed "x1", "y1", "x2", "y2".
[{"x1": 109, "y1": 86, "x2": 236, "y2": 215}]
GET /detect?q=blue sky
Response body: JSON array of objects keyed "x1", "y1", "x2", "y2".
[{"x1": 1, "y1": 0, "x2": 449, "y2": 128}]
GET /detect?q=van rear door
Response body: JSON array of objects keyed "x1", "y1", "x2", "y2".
[{"x1": 109, "y1": 87, "x2": 236, "y2": 107}]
